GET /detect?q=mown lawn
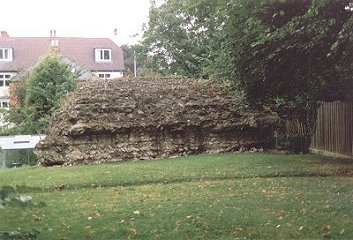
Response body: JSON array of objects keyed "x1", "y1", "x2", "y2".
[{"x1": 0, "y1": 153, "x2": 353, "y2": 239}]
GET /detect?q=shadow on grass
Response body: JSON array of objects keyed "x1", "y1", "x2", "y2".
[
  {"x1": 0, "y1": 230, "x2": 39, "y2": 240},
  {"x1": 13, "y1": 167, "x2": 353, "y2": 194}
]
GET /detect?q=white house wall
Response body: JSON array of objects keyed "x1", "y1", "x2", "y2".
[{"x1": 0, "y1": 88, "x2": 9, "y2": 99}]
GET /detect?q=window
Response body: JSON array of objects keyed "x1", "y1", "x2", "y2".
[
  {"x1": 1, "y1": 101, "x2": 9, "y2": 109},
  {"x1": 98, "y1": 73, "x2": 111, "y2": 79},
  {"x1": 95, "y1": 49, "x2": 112, "y2": 62},
  {"x1": 0, "y1": 48, "x2": 13, "y2": 61},
  {"x1": 0, "y1": 74, "x2": 11, "y2": 87}
]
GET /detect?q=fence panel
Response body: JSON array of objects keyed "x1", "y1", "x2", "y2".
[{"x1": 311, "y1": 101, "x2": 353, "y2": 158}]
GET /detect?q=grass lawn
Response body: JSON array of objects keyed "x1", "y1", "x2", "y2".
[{"x1": 0, "y1": 153, "x2": 353, "y2": 239}]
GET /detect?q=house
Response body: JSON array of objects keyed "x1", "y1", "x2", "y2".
[{"x1": 0, "y1": 30, "x2": 125, "y2": 109}]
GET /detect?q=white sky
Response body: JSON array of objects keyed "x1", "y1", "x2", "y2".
[{"x1": 0, "y1": 0, "x2": 156, "y2": 46}]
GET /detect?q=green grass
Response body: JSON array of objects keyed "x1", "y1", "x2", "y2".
[{"x1": 1, "y1": 153, "x2": 353, "y2": 239}]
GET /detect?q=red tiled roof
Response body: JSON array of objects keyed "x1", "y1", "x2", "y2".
[{"x1": 0, "y1": 37, "x2": 124, "y2": 72}]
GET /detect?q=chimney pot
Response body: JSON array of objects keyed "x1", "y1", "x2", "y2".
[{"x1": 1, "y1": 31, "x2": 9, "y2": 38}]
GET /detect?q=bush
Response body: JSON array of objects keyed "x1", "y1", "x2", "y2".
[{"x1": 6, "y1": 54, "x2": 77, "y2": 134}]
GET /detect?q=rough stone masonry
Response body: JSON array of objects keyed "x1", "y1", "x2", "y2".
[{"x1": 35, "y1": 78, "x2": 278, "y2": 166}]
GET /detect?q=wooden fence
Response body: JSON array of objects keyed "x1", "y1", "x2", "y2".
[{"x1": 310, "y1": 101, "x2": 353, "y2": 159}]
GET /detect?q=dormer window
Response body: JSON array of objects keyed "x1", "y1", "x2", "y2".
[
  {"x1": 0, "y1": 48, "x2": 13, "y2": 61},
  {"x1": 95, "y1": 49, "x2": 112, "y2": 62}
]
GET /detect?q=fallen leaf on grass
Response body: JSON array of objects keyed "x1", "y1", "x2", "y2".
[
  {"x1": 114, "y1": 192, "x2": 120, "y2": 200},
  {"x1": 130, "y1": 228, "x2": 137, "y2": 236},
  {"x1": 323, "y1": 225, "x2": 332, "y2": 231},
  {"x1": 321, "y1": 225, "x2": 332, "y2": 237},
  {"x1": 32, "y1": 214, "x2": 42, "y2": 221},
  {"x1": 143, "y1": 194, "x2": 151, "y2": 200},
  {"x1": 233, "y1": 227, "x2": 243, "y2": 232},
  {"x1": 174, "y1": 220, "x2": 182, "y2": 231}
]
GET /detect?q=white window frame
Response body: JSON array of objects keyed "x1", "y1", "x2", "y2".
[
  {"x1": 0, "y1": 100, "x2": 9, "y2": 109},
  {"x1": 0, "y1": 48, "x2": 13, "y2": 61},
  {"x1": 95, "y1": 48, "x2": 112, "y2": 62},
  {"x1": 0, "y1": 74, "x2": 11, "y2": 87},
  {"x1": 98, "y1": 73, "x2": 111, "y2": 79}
]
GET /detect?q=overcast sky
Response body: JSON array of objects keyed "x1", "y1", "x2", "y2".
[{"x1": 0, "y1": 0, "x2": 157, "y2": 46}]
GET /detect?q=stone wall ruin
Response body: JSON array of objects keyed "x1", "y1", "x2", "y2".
[{"x1": 35, "y1": 78, "x2": 278, "y2": 166}]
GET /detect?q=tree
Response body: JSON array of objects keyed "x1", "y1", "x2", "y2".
[
  {"x1": 121, "y1": 44, "x2": 154, "y2": 77},
  {"x1": 121, "y1": 44, "x2": 135, "y2": 75},
  {"x1": 141, "y1": 0, "x2": 227, "y2": 78},
  {"x1": 213, "y1": 0, "x2": 353, "y2": 151},
  {"x1": 6, "y1": 54, "x2": 77, "y2": 134},
  {"x1": 233, "y1": 0, "x2": 353, "y2": 104},
  {"x1": 140, "y1": 0, "x2": 353, "y2": 151},
  {"x1": 141, "y1": 0, "x2": 353, "y2": 152}
]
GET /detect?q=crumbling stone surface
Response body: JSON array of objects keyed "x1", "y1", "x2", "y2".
[{"x1": 35, "y1": 78, "x2": 278, "y2": 166}]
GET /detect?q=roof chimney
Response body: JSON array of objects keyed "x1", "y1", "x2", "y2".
[
  {"x1": 1, "y1": 31, "x2": 9, "y2": 38},
  {"x1": 49, "y1": 29, "x2": 60, "y2": 54}
]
